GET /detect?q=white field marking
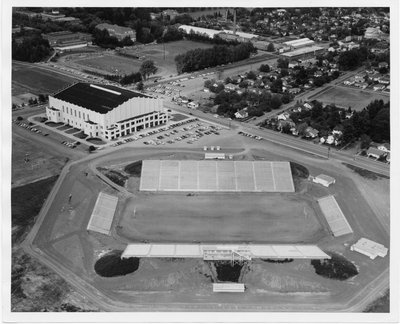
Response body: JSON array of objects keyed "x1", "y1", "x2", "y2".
[
  {"x1": 233, "y1": 161, "x2": 238, "y2": 191},
  {"x1": 178, "y1": 161, "x2": 181, "y2": 190},
  {"x1": 158, "y1": 160, "x2": 162, "y2": 191},
  {"x1": 215, "y1": 161, "x2": 219, "y2": 191},
  {"x1": 271, "y1": 162, "x2": 277, "y2": 191},
  {"x1": 252, "y1": 161, "x2": 257, "y2": 191}
]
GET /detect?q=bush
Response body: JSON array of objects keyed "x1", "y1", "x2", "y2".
[
  {"x1": 88, "y1": 145, "x2": 96, "y2": 152},
  {"x1": 17, "y1": 116, "x2": 23, "y2": 121},
  {"x1": 124, "y1": 161, "x2": 142, "y2": 177},
  {"x1": 311, "y1": 252, "x2": 358, "y2": 280}
]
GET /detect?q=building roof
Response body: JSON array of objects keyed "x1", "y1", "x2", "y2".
[
  {"x1": 316, "y1": 174, "x2": 335, "y2": 183},
  {"x1": 178, "y1": 25, "x2": 222, "y2": 38},
  {"x1": 281, "y1": 46, "x2": 324, "y2": 57},
  {"x1": 121, "y1": 243, "x2": 330, "y2": 259},
  {"x1": 87, "y1": 192, "x2": 118, "y2": 235},
  {"x1": 367, "y1": 147, "x2": 384, "y2": 156},
  {"x1": 52, "y1": 83, "x2": 151, "y2": 114},
  {"x1": 351, "y1": 238, "x2": 388, "y2": 259},
  {"x1": 96, "y1": 23, "x2": 135, "y2": 34}
]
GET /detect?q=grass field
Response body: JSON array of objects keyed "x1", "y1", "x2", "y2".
[
  {"x1": 12, "y1": 62, "x2": 77, "y2": 96},
  {"x1": 74, "y1": 55, "x2": 143, "y2": 75},
  {"x1": 73, "y1": 40, "x2": 213, "y2": 77},
  {"x1": 117, "y1": 192, "x2": 325, "y2": 243},
  {"x1": 310, "y1": 86, "x2": 389, "y2": 111}
]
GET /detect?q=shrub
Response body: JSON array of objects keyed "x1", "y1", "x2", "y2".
[
  {"x1": 311, "y1": 252, "x2": 358, "y2": 280},
  {"x1": 17, "y1": 116, "x2": 23, "y2": 121},
  {"x1": 88, "y1": 145, "x2": 96, "y2": 152}
]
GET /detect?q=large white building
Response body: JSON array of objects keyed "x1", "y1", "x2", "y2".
[{"x1": 46, "y1": 82, "x2": 167, "y2": 140}]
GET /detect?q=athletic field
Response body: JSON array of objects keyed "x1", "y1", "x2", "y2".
[
  {"x1": 310, "y1": 86, "x2": 389, "y2": 111},
  {"x1": 117, "y1": 192, "x2": 325, "y2": 243}
]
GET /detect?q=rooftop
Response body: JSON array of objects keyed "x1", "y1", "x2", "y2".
[{"x1": 52, "y1": 82, "x2": 151, "y2": 114}]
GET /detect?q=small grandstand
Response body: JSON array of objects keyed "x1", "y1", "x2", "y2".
[
  {"x1": 139, "y1": 160, "x2": 295, "y2": 192},
  {"x1": 317, "y1": 195, "x2": 353, "y2": 237},
  {"x1": 87, "y1": 192, "x2": 118, "y2": 235}
]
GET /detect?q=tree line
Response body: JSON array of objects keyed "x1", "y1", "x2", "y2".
[
  {"x1": 12, "y1": 35, "x2": 51, "y2": 62},
  {"x1": 286, "y1": 99, "x2": 390, "y2": 145},
  {"x1": 175, "y1": 42, "x2": 256, "y2": 74},
  {"x1": 92, "y1": 28, "x2": 133, "y2": 49}
]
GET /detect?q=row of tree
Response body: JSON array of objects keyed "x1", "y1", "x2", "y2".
[
  {"x1": 214, "y1": 88, "x2": 290, "y2": 118},
  {"x1": 175, "y1": 42, "x2": 256, "y2": 74},
  {"x1": 12, "y1": 35, "x2": 51, "y2": 62},
  {"x1": 92, "y1": 28, "x2": 133, "y2": 49},
  {"x1": 103, "y1": 60, "x2": 157, "y2": 85},
  {"x1": 286, "y1": 99, "x2": 390, "y2": 144}
]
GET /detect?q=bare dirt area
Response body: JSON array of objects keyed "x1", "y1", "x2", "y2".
[
  {"x1": 117, "y1": 192, "x2": 325, "y2": 243},
  {"x1": 12, "y1": 129, "x2": 69, "y2": 187},
  {"x1": 12, "y1": 61, "x2": 77, "y2": 96}
]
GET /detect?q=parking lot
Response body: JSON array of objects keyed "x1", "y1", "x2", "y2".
[{"x1": 110, "y1": 118, "x2": 224, "y2": 149}]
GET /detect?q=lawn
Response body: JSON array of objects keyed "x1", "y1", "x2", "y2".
[
  {"x1": 310, "y1": 86, "x2": 389, "y2": 111},
  {"x1": 12, "y1": 62, "x2": 77, "y2": 95},
  {"x1": 120, "y1": 40, "x2": 214, "y2": 77},
  {"x1": 117, "y1": 192, "x2": 325, "y2": 243},
  {"x1": 74, "y1": 54, "x2": 143, "y2": 75}
]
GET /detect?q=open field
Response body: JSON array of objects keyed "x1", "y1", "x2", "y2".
[
  {"x1": 70, "y1": 41, "x2": 213, "y2": 78},
  {"x1": 12, "y1": 62, "x2": 77, "y2": 96},
  {"x1": 119, "y1": 40, "x2": 214, "y2": 77},
  {"x1": 74, "y1": 54, "x2": 143, "y2": 75},
  {"x1": 12, "y1": 128, "x2": 69, "y2": 187},
  {"x1": 309, "y1": 86, "x2": 389, "y2": 111},
  {"x1": 117, "y1": 192, "x2": 325, "y2": 243}
]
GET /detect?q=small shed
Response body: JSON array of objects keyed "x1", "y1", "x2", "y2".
[
  {"x1": 212, "y1": 283, "x2": 245, "y2": 293},
  {"x1": 313, "y1": 174, "x2": 336, "y2": 187},
  {"x1": 350, "y1": 238, "x2": 388, "y2": 260}
]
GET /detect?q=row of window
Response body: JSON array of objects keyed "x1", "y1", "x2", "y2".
[{"x1": 62, "y1": 105, "x2": 87, "y2": 120}]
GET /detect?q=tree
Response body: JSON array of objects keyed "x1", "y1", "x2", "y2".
[
  {"x1": 277, "y1": 58, "x2": 289, "y2": 69},
  {"x1": 360, "y1": 134, "x2": 371, "y2": 149},
  {"x1": 281, "y1": 93, "x2": 291, "y2": 104},
  {"x1": 140, "y1": 60, "x2": 157, "y2": 80},
  {"x1": 267, "y1": 42, "x2": 275, "y2": 52},
  {"x1": 259, "y1": 64, "x2": 270, "y2": 73},
  {"x1": 270, "y1": 95, "x2": 282, "y2": 109},
  {"x1": 247, "y1": 71, "x2": 257, "y2": 80},
  {"x1": 297, "y1": 122, "x2": 309, "y2": 136},
  {"x1": 88, "y1": 145, "x2": 96, "y2": 152},
  {"x1": 136, "y1": 81, "x2": 144, "y2": 91}
]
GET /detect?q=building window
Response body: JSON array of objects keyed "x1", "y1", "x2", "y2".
[
  {"x1": 74, "y1": 110, "x2": 77, "y2": 117},
  {"x1": 79, "y1": 111, "x2": 81, "y2": 118},
  {"x1": 66, "y1": 107, "x2": 69, "y2": 114}
]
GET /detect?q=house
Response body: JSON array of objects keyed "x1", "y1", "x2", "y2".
[
  {"x1": 277, "y1": 112, "x2": 290, "y2": 120},
  {"x1": 373, "y1": 84, "x2": 385, "y2": 91},
  {"x1": 187, "y1": 101, "x2": 199, "y2": 109},
  {"x1": 367, "y1": 147, "x2": 384, "y2": 159},
  {"x1": 303, "y1": 102, "x2": 313, "y2": 110},
  {"x1": 378, "y1": 76, "x2": 390, "y2": 85},
  {"x1": 235, "y1": 108, "x2": 248, "y2": 119},
  {"x1": 378, "y1": 62, "x2": 389, "y2": 69},
  {"x1": 288, "y1": 60, "x2": 299, "y2": 68},
  {"x1": 225, "y1": 83, "x2": 238, "y2": 91},
  {"x1": 314, "y1": 70, "x2": 323, "y2": 78},
  {"x1": 354, "y1": 82, "x2": 368, "y2": 89},
  {"x1": 277, "y1": 119, "x2": 295, "y2": 130},
  {"x1": 354, "y1": 74, "x2": 365, "y2": 82},
  {"x1": 351, "y1": 238, "x2": 388, "y2": 260},
  {"x1": 344, "y1": 78, "x2": 355, "y2": 86},
  {"x1": 377, "y1": 143, "x2": 390, "y2": 152},
  {"x1": 305, "y1": 127, "x2": 319, "y2": 138},
  {"x1": 289, "y1": 87, "x2": 301, "y2": 94}
]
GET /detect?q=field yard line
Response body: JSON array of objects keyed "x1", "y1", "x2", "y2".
[
  {"x1": 234, "y1": 161, "x2": 238, "y2": 191},
  {"x1": 178, "y1": 161, "x2": 181, "y2": 190},
  {"x1": 215, "y1": 161, "x2": 219, "y2": 190},
  {"x1": 196, "y1": 162, "x2": 199, "y2": 191},
  {"x1": 271, "y1": 162, "x2": 277, "y2": 191},
  {"x1": 252, "y1": 162, "x2": 257, "y2": 191},
  {"x1": 158, "y1": 161, "x2": 162, "y2": 190}
]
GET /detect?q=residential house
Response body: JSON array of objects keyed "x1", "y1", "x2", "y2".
[
  {"x1": 235, "y1": 108, "x2": 248, "y2": 119},
  {"x1": 373, "y1": 84, "x2": 385, "y2": 91},
  {"x1": 305, "y1": 126, "x2": 319, "y2": 138},
  {"x1": 378, "y1": 62, "x2": 389, "y2": 69},
  {"x1": 277, "y1": 112, "x2": 290, "y2": 120},
  {"x1": 187, "y1": 101, "x2": 199, "y2": 109},
  {"x1": 289, "y1": 87, "x2": 301, "y2": 94},
  {"x1": 367, "y1": 147, "x2": 384, "y2": 159},
  {"x1": 377, "y1": 143, "x2": 390, "y2": 153}
]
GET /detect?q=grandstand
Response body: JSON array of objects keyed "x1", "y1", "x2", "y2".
[
  {"x1": 139, "y1": 160, "x2": 295, "y2": 192},
  {"x1": 317, "y1": 195, "x2": 353, "y2": 237},
  {"x1": 87, "y1": 192, "x2": 118, "y2": 235},
  {"x1": 121, "y1": 243, "x2": 330, "y2": 260}
]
